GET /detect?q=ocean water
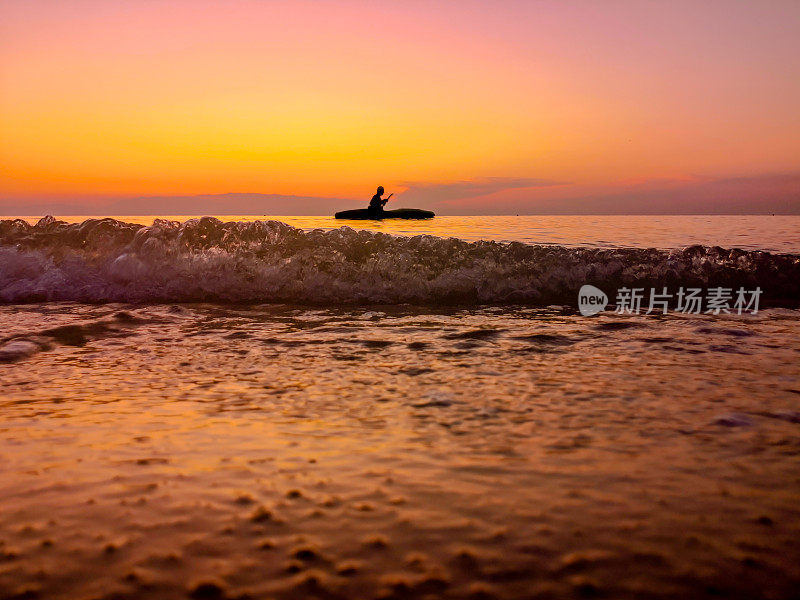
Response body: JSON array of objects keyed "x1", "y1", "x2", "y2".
[{"x1": 1, "y1": 215, "x2": 799, "y2": 600}]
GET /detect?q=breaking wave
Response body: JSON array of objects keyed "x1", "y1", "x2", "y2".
[{"x1": 1, "y1": 216, "x2": 798, "y2": 306}]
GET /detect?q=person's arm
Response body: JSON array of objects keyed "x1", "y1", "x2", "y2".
[{"x1": 382, "y1": 193, "x2": 393, "y2": 206}]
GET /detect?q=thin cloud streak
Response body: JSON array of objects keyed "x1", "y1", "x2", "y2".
[
  {"x1": 394, "y1": 178, "x2": 562, "y2": 210},
  {"x1": 0, "y1": 194, "x2": 350, "y2": 217},
  {"x1": 433, "y1": 173, "x2": 800, "y2": 215}
]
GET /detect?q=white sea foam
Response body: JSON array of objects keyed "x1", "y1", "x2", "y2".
[{"x1": 1, "y1": 216, "x2": 798, "y2": 305}]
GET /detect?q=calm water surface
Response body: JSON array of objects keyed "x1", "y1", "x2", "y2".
[
  {"x1": 2, "y1": 215, "x2": 800, "y2": 599},
  {"x1": 1, "y1": 303, "x2": 799, "y2": 599}
]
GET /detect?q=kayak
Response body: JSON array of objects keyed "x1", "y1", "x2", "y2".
[{"x1": 334, "y1": 208, "x2": 435, "y2": 220}]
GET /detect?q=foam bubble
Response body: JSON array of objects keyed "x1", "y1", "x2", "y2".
[{"x1": 0, "y1": 339, "x2": 41, "y2": 363}]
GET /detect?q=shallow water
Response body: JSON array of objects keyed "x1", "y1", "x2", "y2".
[
  {"x1": 1, "y1": 302, "x2": 799, "y2": 599},
  {"x1": 12, "y1": 215, "x2": 800, "y2": 252},
  {"x1": 2, "y1": 216, "x2": 800, "y2": 599}
]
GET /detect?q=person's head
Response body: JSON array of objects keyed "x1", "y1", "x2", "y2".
[{"x1": 377, "y1": 186, "x2": 384, "y2": 195}]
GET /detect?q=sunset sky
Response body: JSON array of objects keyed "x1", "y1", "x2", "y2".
[{"x1": 1, "y1": 0, "x2": 799, "y2": 214}]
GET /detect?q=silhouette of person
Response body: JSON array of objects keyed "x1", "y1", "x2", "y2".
[{"x1": 368, "y1": 186, "x2": 392, "y2": 218}]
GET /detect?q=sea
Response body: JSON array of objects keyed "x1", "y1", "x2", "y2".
[{"x1": 1, "y1": 215, "x2": 799, "y2": 600}]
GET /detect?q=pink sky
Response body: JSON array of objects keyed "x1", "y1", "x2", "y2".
[{"x1": 1, "y1": 0, "x2": 799, "y2": 214}]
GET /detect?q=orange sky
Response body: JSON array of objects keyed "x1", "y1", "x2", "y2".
[{"x1": 1, "y1": 1, "x2": 799, "y2": 213}]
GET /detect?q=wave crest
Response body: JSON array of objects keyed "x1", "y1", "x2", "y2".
[{"x1": 1, "y1": 216, "x2": 798, "y2": 306}]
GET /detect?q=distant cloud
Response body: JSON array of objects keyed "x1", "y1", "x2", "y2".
[
  {"x1": 395, "y1": 177, "x2": 561, "y2": 208},
  {"x1": 427, "y1": 172, "x2": 800, "y2": 215},
  {"x1": 1, "y1": 173, "x2": 797, "y2": 216},
  {"x1": 0, "y1": 193, "x2": 350, "y2": 217},
  {"x1": 520, "y1": 172, "x2": 800, "y2": 215}
]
